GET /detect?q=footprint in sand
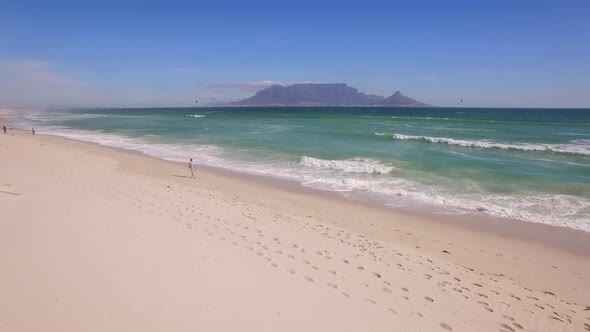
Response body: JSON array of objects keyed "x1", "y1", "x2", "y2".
[
  {"x1": 439, "y1": 322, "x2": 453, "y2": 330},
  {"x1": 499, "y1": 323, "x2": 515, "y2": 332},
  {"x1": 512, "y1": 322, "x2": 524, "y2": 330},
  {"x1": 304, "y1": 276, "x2": 314, "y2": 282},
  {"x1": 502, "y1": 315, "x2": 515, "y2": 322}
]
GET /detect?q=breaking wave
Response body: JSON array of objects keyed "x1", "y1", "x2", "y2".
[
  {"x1": 391, "y1": 134, "x2": 590, "y2": 156},
  {"x1": 300, "y1": 156, "x2": 394, "y2": 174}
]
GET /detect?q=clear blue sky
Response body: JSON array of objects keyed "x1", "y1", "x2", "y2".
[{"x1": 1, "y1": 0, "x2": 589, "y2": 108}]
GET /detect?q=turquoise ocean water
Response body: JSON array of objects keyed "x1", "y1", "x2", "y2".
[{"x1": 12, "y1": 107, "x2": 590, "y2": 231}]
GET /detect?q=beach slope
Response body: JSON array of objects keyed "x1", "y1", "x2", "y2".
[{"x1": 1, "y1": 131, "x2": 589, "y2": 332}]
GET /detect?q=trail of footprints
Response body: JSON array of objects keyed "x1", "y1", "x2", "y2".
[{"x1": 54, "y1": 154, "x2": 590, "y2": 332}]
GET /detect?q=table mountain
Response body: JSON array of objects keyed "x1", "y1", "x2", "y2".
[{"x1": 232, "y1": 83, "x2": 429, "y2": 107}]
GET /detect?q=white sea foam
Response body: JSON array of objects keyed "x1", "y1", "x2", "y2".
[
  {"x1": 24, "y1": 112, "x2": 108, "y2": 122},
  {"x1": 300, "y1": 156, "x2": 394, "y2": 174},
  {"x1": 297, "y1": 170, "x2": 590, "y2": 232},
  {"x1": 41, "y1": 128, "x2": 224, "y2": 165},
  {"x1": 187, "y1": 114, "x2": 206, "y2": 118},
  {"x1": 529, "y1": 158, "x2": 590, "y2": 167},
  {"x1": 404, "y1": 192, "x2": 590, "y2": 231},
  {"x1": 391, "y1": 116, "x2": 450, "y2": 120},
  {"x1": 392, "y1": 133, "x2": 590, "y2": 156}
]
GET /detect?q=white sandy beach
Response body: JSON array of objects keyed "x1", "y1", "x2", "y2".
[{"x1": 1, "y1": 116, "x2": 589, "y2": 331}]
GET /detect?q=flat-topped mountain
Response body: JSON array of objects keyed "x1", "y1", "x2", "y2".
[{"x1": 232, "y1": 83, "x2": 429, "y2": 107}]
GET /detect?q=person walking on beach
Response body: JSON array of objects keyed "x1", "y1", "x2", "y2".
[
  {"x1": 2, "y1": 125, "x2": 6, "y2": 134},
  {"x1": 31, "y1": 127, "x2": 36, "y2": 135},
  {"x1": 188, "y1": 158, "x2": 196, "y2": 179}
]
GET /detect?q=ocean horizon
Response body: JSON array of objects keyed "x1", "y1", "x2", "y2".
[{"x1": 10, "y1": 106, "x2": 590, "y2": 232}]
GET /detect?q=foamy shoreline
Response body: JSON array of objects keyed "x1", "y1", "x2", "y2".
[
  {"x1": 2, "y1": 108, "x2": 590, "y2": 249},
  {"x1": 7, "y1": 111, "x2": 590, "y2": 254},
  {"x1": 1, "y1": 110, "x2": 590, "y2": 331},
  {"x1": 5, "y1": 107, "x2": 590, "y2": 233}
]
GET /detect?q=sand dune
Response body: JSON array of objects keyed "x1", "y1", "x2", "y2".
[{"x1": 1, "y1": 129, "x2": 589, "y2": 331}]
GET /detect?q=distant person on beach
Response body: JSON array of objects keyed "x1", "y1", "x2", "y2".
[
  {"x1": 32, "y1": 127, "x2": 36, "y2": 135},
  {"x1": 188, "y1": 158, "x2": 196, "y2": 179},
  {"x1": 2, "y1": 125, "x2": 6, "y2": 134}
]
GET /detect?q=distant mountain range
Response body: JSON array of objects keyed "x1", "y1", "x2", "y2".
[{"x1": 231, "y1": 83, "x2": 430, "y2": 107}]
